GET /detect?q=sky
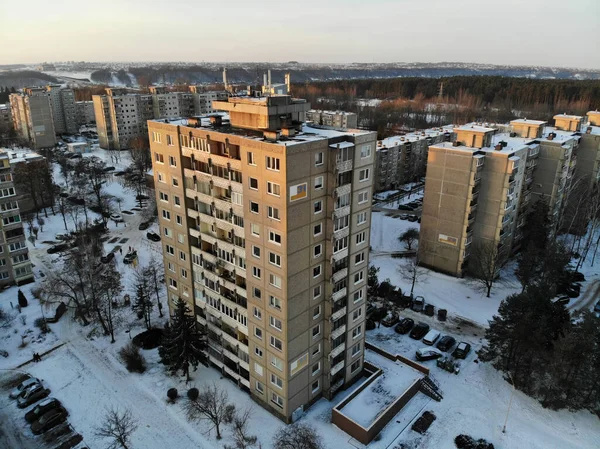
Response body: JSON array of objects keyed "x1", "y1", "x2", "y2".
[{"x1": 1, "y1": 0, "x2": 599, "y2": 69}]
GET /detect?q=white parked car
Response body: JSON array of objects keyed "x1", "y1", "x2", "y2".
[
  {"x1": 415, "y1": 347, "x2": 444, "y2": 361},
  {"x1": 110, "y1": 214, "x2": 124, "y2": 222},
  {"x1": 422, "y1": 329, "x2": 441, "y2": 345},
  {"x1": 9, "y1": 377, "x2": 40, "y2": 399}
]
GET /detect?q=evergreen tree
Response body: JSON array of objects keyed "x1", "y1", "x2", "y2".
[
  {"x1": 160, "y1": 299, "x2": 206, "y2": 382},
  {"x1": 132, "y1": 269, "x2": 153, "y2": 330},
  {"x1": 18, "y1": 289, "x2": 28, "y2": 308}
]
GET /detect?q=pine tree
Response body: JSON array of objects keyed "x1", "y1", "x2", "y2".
[
  {"x1": 160, "y1": 299, "x2": 207, "y2": 382},
  {"x1": 18, "y1": 289, "x2": 28, "y2": 308}
]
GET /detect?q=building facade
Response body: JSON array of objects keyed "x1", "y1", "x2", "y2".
[
  {"x1": 306, "y1": 110, "x2": 358, "y2": 129},
  {"x1": 45, "y1": 85, "x2": 78, "y2": 134},
  {"x1": 75, "y1": 101, "x2": 96, "y2": 126},
  {"x1": 0, "y1": 150, "x2": 34, "y2": 287},
  {"x1": 0, "y1": 104, "x2": 12, "y2": 134},
  {"x1": 149, "y1": 94, "x2": 375, "y2": 422},
  {"x1": 9, "y1": 88, "x2": 57, "y2": 149}
]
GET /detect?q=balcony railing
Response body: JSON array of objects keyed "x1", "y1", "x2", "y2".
[
  {"x1": 330, "y1": 306, "x2": 347, "y2": 323},
  {"x1": 331, "y1": 360, "x2": 345, "y2": 376},
  {"x1": 331, "y1": 287, "x2": 347, "y2": 303},
  {"x1": 329, "y1": 342, "x2": 346, "y2": 359},
  {"x1": 331, "y1": 324, "x2": 347, "y2": 340}
]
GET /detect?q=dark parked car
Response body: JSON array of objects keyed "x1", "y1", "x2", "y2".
[
  {"x1": 100, "y1": 252, "x2": 114, "y2": 264},
  {"x1": 381, "y1": 311, "x2": 399, "y2": 327},
  {"x1": 365, "y1": 319, "x2": 376, "y2": 330},
  {"x1": 25, "y1": 398, "x2": 63, "y2": 423},
  {"x1": 412, "y1": 296, "x2": 425, "y2": 312},
  {"x1": 452, "y1": 342, "x2": 472, "y2": 359},
  {"x1": 394, "y1": 318, "x2": 414, "y2": 334},
  {"x1": 407, "y1": 215, "x2": 419, "y2": 222},
  {"x1": 47, "y1": 243, "x2": 69, "y2": 254},
  {"x1": 103, "y1": 166, "x2": 116, "y2": 172},
  {"x1": 17, "y1": 383, "x2": 50, "y2": 408},
  {"x1": 409, "y1": 322, "x2": 430, "y2": 339},
  {"x1": 123, "y1": 251, "x2": 137, "y2": 265},
  {"x1": 571, "y1": 271, "x2": 585, "y2": 282},
  {"x1": 398, "y1": 204, "x2": 415, "y2": 211},
  {"x1": 31, "y1": 408, "x2": 68, "y2": 434},
  {"x1": 415, "y1": 347, "x2": 443, "y2": 361},
  {"x1": 146, "y1": 231, "x2": 161, "y2": 242},
  {"x1": 67, "y1": 153, "x2": 82, "y2": 159},
  {"x1": 436, "y1": 336, "x2": 456, "y2": 352},
  {"x1": 138, "y1": 221, "x2": 151, "y2": 231}
]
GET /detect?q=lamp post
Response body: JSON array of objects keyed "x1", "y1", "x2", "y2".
[{"x1": 502, "y1": 372, "x2": 516, "y2": 433}]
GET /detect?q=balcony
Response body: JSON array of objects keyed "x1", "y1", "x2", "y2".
[
  {"x1": 329, "y1": 342, "x2": 346, "y2": 359},
  {"x1": 330, "y1": 377, "x2": 344, "y2": 395},
  {"x1": 336, "y1": 160, "x2": 353, "y2": 173},
  {"x1": 331, "y1": 248, "x2": 349, "y2": 263},
  {"x1": 332, "y1": 226, "x2": 350, "y2": 241},
  {"x1": 331, "y1": 360, "x2": 345, "y2": 376},
  {"x1": 331, "y1": 267, "x2": 348, "y2": 284},
  {"x1": 335, "y1": 183, "x2": 352, "y2": 198},
  {"x1": 331, "y1": 287, "x2": 347, "y2": 303},
  {"x1": 330, "y1": 306, "x2": 347, "y2": 323},
  {"x1": 333, "y1": 205, "x2": 351, "y2": 219},
  {"x1": 331, "y1": 324, "x2": 347, "y2": 340}
]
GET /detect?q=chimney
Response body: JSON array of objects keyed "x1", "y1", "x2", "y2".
[
  {"x1": 495, "y1": 144, "x2": 503, "y2": 151},
  {"x1": 210, "y1": 115, "x2": 222, "y2": 127},
  {"x1": 263, "y1": 130, "x2": 280, "y2": 142},
  {"x1": 285, "y1": 73, "x2": 291, "y2": 94},
  {"x1": 586, "y1": 126, "x2": 592, "y2": 134},
  {"x1": 547, "y1": 133, "x2": 554, "y2": 141},
  {"x1": 281, "y1": 127, "x2": 296, "y2": 137},
  {"x1": 263, "y1": 73, "x2": 268, "y2": 88},
  {"x1": 222, "y1": 68, "x2": 228, "y2": 91},
  {"x1": 267, "y1": 69, "x2": 272, "y2": 87},
  {"x1": 452, "y1": 141, "x2": 460, "y2": 147}
]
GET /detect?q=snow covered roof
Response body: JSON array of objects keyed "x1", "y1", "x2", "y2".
[
  {"x1": 454, "y1": 124, "x2": 496, "y2": 133},
  {"x1": 511, "y1": 118, "x2": 546, "y2": 126},
  {"x1": 329, "y1": 141, "x2": 354, "y2": 149},
  {"x1": 553, "y1": 113, "x2": 583, "y2": 120},
  {"x1": 378, "y1": 126, "x2": 452, "y2": 149}
]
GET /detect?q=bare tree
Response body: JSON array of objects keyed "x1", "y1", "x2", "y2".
[
  {"x1": 398, "y1": 227, "x2": 419, "y2": 250},
  {"x1": 94, "y1": 406, "x2": 138, "y2": 449},
  {"x1": 127, "y1": 136, "x2": 152, "y2": 207},
  {"x1": 184, "y1": 382, "x2": 235, "y2": 439},
  {"x1": 143, "y1": 260, "x2": 164, "y2": 317},
  {"x1": 0, "y1": 306, "x2": 16, "y2": 329},
  {"x1": 132, "y1": 268, "x2": 154, "y2": 329},
  {"x1": 398, "y1": 254, "x2": 428, "y2": 298},
  {"x1": 470, "y1": 240, "x2": 501, "y2": 298},
  {"x1": 272, "y1": 423, "x2": 324, "y2": 449},
  {"x1": 225, "y1": 408, "x2": 258, "y2": 449},
  {"x1": 56, "y1": 192, "x2": 71, "y2": 231}
]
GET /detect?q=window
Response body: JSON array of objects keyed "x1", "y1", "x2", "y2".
[
  {"x1": 311, "y1": 361, "x2": 321, "y2": 376},
  {"x1": 166, "y1": 135, "x2": 173, "y2": 146},
  {"x1": 313, "y1": 265, "x2": 321, "y2": 278},
  {"x1": 253, "y1": 287, "x2": 261, "y2": 299},
  {"x1": 270, "y1": 373, "x2": 283, "y2": 389},
  {"x1": 255, "y1": 347, "x2": 263, "y2": 358},
  {"x1": 155, "y1": 152, "x2": 164, "y2": 163},
  {"x1": 313, "y1": 200, "x2": 322, "y2": 214},
  {"x1": 254, "y1": 362, "x2": 263, "y2": 376},
  {"x1": 270, "y1": 335, "x2": 283, "y2": 351},
  {"x1": 157, "y1": 172, "x2": 165, "y2": 183},
  {"x1": 271, "y1": 355, "x2": 283, "y2": 371},
  {"x1": 250, "y1": 223, "x2": 260, "y2": 237},
  {"x1": 353, "y1": 307, "x2": 363, "y2": 321},
  {"x1": 353, "y1": 289, "x2": 364, "y2": 303},
  {"x1": 352, "y1": 342, "x2": 361, "y2": 357},
  {"x1": 356, "y1": 231, "x2": 366, "y2": 245},
  {"x1": 313, "y1": 305, "x2": 321, "y2": 320},
  {"x1": 232, "y1": 192, "x2": 243, "y2": 206},
  {"x1": 334, "y1": 236, "x2": 348, "y2": 253},
  {"x1": 336, "y1": 193, "x2": 350, "y2": 208},
  {"x1": 180, "y1": 268, "x2": 188, "y2": 279},
  {"x1": 169, "y1": 156, "x2": 176, "y2": 166},
  {"x1": 163, "y1": 227, "x2": 172, "y2": 238},
  {"x1": 255, "y1": 381, "x2": 264, "y2": 393},
  {"x1": 166, "y1": 245, "x2": 175, "y2": 255},
  {"x1": 357, "y1": 211, "x2": 367, "y2": 225},
  {"x1": 269, "y1": 252, "x2": 281, "y2": 267},
  {"x1": 174, "y1": 196, "x2": 181, "y2": 206},
  {"x1": 312, "y1": 344, "x2": 321, "y2": 357},
  {"x1": 312, "y1": 380, "x2": 320, "y2": 394},
  {"x1": 271, "y1": 392, "x2": 283, "y2": 408},
  {"x1": 354, "y1": 270, "x2": 364, "y2": 284},
  {"x1": 2, "y1": 215, "x2": 20, "y2": 226},
  {"x1": 266, "y1": 156, "x2": 280, "y2": 171},
  {"x1": 168, "y1": 262, "x2": 175, "y2": 272},
  {"x1": 359, "y1": 168, "x2": 370, "y2": 182},
  {"x1": 352, "y1": 325, "x2": 362, "y2": 339},
  {"x1": 267, "y1": 206, "x2": 280, "y2": 220},
  {"x1": 313, "y1": 244, "x2": 322, "y2": 258},
  {"x1": 313, "y1": 285, "x2": 321, "y2": 299},
  {"x1": 176, "y1": 215, "x2": 183, "y2": 225},
  {"x1": 179, "y1": 251, "x2": 186, "y2": 261},
  {"x1": 315, "y1": 152, "x2": 323, "y2": 166},
  {"x1": 162, "y1": 210, "x2": 171, "y2": 220},
  {"x1": 267, "y1": 181, "x2": 281, "y2": 196},
  {"x1": 254, "y1": 327, "x2": 263, "y2": 340},
  {"x1": 250, "y1": 201, "x2": 259, "y2": 214},
  {"x1": 253, "y1": 307, "x2": 262, "y2": 320},
  {"x1": 270, "y1": 316, "x2": 282, "y2": 331},
  {"x1": 268, "y1": 231, "x2": 281, "y2": 245},
  {"x1": 360, "y1": 144, "x2": 372, "y2": 159},
  {"x1": 314, "y1": 176, "x2": 323, "y2": 190},
  {"x1": 312, "y1": 325, "x2": 320, "y2": 339},
  {"x1": 152, "y1": 132, "x2": 161, "y2": 143},
  {"x1": 252, "y1": 246, "x2": 260, "y2": 258},
  {"x1": 252, "y1": 267, "x2": 261, "y2": 279},
  {"x1": 249, "y1": 177, "x2": 258, "y2": 190},
  {"x1": 172, "y1": 177, "x2": 179, "y2": 187},
  {"x1": 269, "y1": 295, "x2": 281, "y2": 310},
  {"x1": 247, "y1": 152, "x2": 256, "y2": 165},
  {"x1": 169, "y1": 278, "x2": 177, "y2": 289},
  {"x1": 351, "y1": 360, "x2": 361, "y2": 373},
  {"x1": 355, "y1": 252, "x2": 365, "y2": 265},
  {"x1": 334, "y1": 215, "x2": 349, "y2": 231},
  {"x1": 358, "y1": 190, "x2": 369, "y2": 204},
  {"x1": 313, "y1": 223, "x2": 322, "y2": 236},
  {"x1": 269, "y1": 274, "x2": 282, "y2": 289}
]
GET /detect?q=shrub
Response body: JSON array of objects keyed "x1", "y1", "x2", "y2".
[
  {"x1": 167, "y1": 388, "x2": 178, "y2": 402},
  {"x1": 19, "y1": 314, "x2": 26, "y2": 325},
  {"x1": 132, "y1": 328, "x2": 163, "y2": 349},
  {"x1": 18, "y1": 290, "x2": 28, "y2": 308},
  {"x1": 187, "y1": 387, "x2": 199, "y2": 401},
  {"x1": 34, "y1": 317, "x2": 50, "y2": 334},
  {"x1": 454, "y1": 435, "x2": 494, "y2": 449},
  {"x1": 119, "y1": 343, "x2": 147, "y2": 373}
]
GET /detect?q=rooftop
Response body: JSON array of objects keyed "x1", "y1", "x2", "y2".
[
  {"x1": 378, "y1": 126, "x2": 453, "y2": 149},
  {"x1": 454, "y1": 124, "x2": 496, "y2": 133},
  {"x1": 511, "y1": 118, "x2": 547, "y2": 126},
  {"x1": 553, "y1": 113, "x2": 583, "y2": 120}
]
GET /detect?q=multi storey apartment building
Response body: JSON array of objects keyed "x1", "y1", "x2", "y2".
[
  {"x1": 75, "y1": 101, "x2": 96, "y2": 126},
  {"x1": 374, "y1": 127, "x2": 452, "y2": 191},
  {"x1": 188, "y1": 87, "x2": 229, "y2": 115},
  {"x1": 149, "y1": 87, "x2": 195, "y2": 119},
  {"x1": 0, "y1": 104, "x2": 12, "y2": 133},
  {"x1": 0, "y1": 150, "x2": 34, "y2": 287},
  {"x1": 9, "y1": 88, "x2": 57, "y2": 149},
  {"x1": 45, "y1": 85, "x2": 77, "y2": 134},
  {"x1": 149, "y1": 94, "x2": 376, "y2": 422},
  {"x1": 306, "y1": 110, "x2": 358, "y2": 129},
  {"x1": 418, "y1": 120, "x2": 578, "y2": 277}
]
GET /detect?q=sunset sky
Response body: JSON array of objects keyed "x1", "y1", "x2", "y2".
[{"x1": 2, "y1": 0, "x2": 599, "y2": 69}]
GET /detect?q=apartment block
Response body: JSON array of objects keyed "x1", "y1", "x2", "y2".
[
  {"x1": 75, "y1": 101, "x2": 96, "y2": 126},
  {"x1": 9, "y1": 88, "x2": 57, "y2": 149},
  {"x1": 374, "y1": 127, "x2": 452, "y2": 191},
  {"x1": 306, "y1": 110, "x2": 358, "y2": 129},
  {"x1": 149, "y1": 94, "x2": 376, "y2": 422},
  {"x1": 0, "y1": 104, "x2": 12, "y2": 133},
  {"x1": 188, "y1": 87, "x2": 229, "y2": 115},
  {"x1": 149, "y1": 86, "x2": 195, "y2": 119},
  {"x1": 0, "y1": 150, "x2": 34, "y2": 287},
  {"x1": 45, "y1": 85, "x2": 78, "y2": 134}
]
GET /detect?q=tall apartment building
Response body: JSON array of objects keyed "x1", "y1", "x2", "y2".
[
  {"x1": 9, "y1": 88, "x2": 57, "y2": 149},
  {"x1": 45, "y1": 85, "x2": 77, "y2": 134},
  {"x1": 0, "y1": 150, "x2": 34, "y2": 287},
  {"x1": 188, "y1": 87, "x2": 229, "y2": 115},
  {"x1": 149, "y1": 87, "x2": 195, "y2": 119},
  {"x1": 149, "y1": 94, "x2": 376, "y2": 422},
  {"x1": 306, "y1": 110, "x2": 358, "y2": 129},
  {"x1": 75, "y1": 101, "x2": 96, "y2": 126},
  {"x1": 418, "y1": 119, "x2": 579, "y2": 277},
  {"x1": 374, "y1": 127, "x2": 452, "y2": 191},
  {"x1": 0, "y1": 104, "x2": 12, "y2": 133}
]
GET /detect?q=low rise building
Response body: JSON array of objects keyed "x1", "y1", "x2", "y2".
[{"x1": 306, "y1": 110, "x2": 358, "y2": 129}]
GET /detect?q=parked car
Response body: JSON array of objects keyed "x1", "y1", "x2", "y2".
[
  {"x1": 422, "y1": 329, "x2": 441, "y2": 345},
  {"x1": 31, "y1": 408, "x2": 69, "y2": 435},
  {"x1": 398, "y1": 204, "x2": 415, "y2": 211},
  {"x1": 52, "y1": 431, "x2": 83, "y2": 449},
  {"x1": 25, "y1": 398, "x2": 63, "y2": 423},
  {"x1": 103, "y1": 166, "x2": 116, "y2": 172},
  {"x1": 146, "y1": 231, "x2": 161, "y2": 242},
  {"x1": 100, "y1": 252, "x2": 114, "y2": 264},
  {"x1": 394, "y1": 318, "x2": 414, "y2": 334},
  {"x1": 67, "y1": 153, "x2": 82, "y2": 159},
  {"x1": 407, "y1": 215, "x2": 419, "y2": 222},
  {"x1": 416, "y1": 347, "x2": 444, "y2": 361},
  {"x1": 47, "y1": 243, "x2": 69, "y2": 254},
  {"x1": 452, "y1": 342, "x2": 472, "y2": 359},
  {"x1": 365, "y1": 319, "x2": 376, "y2": 330},
  {"x1": 9, "y1": 377, "x2": 40, "y2": 399},
  {"x1": 55, "y1": 234, "x2": 70, "y2": 241},
  {"x1": 110, "y1": 213, "x2": 124, "y2": 223},
  {"x1": 381, "y1": 311, "x2": 399, "y2": 327},
  {"x1": 552, "y1": 296, "x2": 570, "y2": 306},
  {"x1": 407, "y1": 202, "x2": 421, "y2": 208},
  {"x1": 18, "y1": 383, "x2": 50, "y2": 408},
  {"x1": 409, "y1": 322, "x2": 430, "y2": 339},
  {"x1": 571, "y1": 271, "x2": 585, "y2": 282},
  {"x1": 138, "y1": 221, "x2": 151, "y2": 231},
  {"x1": 412, "y1": 296, "x2": 425, "y2": 312},
  {"x1": 399, "y1": 214, "x2": 410, "y2": 220},
  {"x1": 123, "y1": 251, "x2": 137, "y2": 265},
  {"x1": 436, "y1": 335, "x2": 456, "y2": 352}
]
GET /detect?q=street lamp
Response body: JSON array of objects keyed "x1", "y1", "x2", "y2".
[{"x1": 502, "y1": 372, "x2": 516, "y2": 433}]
